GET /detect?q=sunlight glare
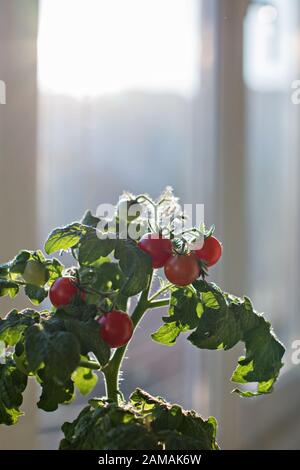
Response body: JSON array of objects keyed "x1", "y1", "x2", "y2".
[{"x1": 38, "y1": 0, "x2": 199, "y2": 98}]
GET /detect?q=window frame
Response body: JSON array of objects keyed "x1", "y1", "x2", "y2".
[{"x1": 193, "y1": 0, "x2": 300, "y2": 449}]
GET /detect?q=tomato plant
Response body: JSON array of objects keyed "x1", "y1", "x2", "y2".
[{"x1": 0, "y1": 190, "x2": 285, "y2": 450}]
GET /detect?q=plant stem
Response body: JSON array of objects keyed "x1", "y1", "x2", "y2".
[
  {"x1": 148, "y1": 283, "x2": 172, "y2": 302},
  {"x1": 102, "y1": 272, "x2": 154, "y2": 403},
  {"x1": 148, "y1": 298, "x2": 170, "y2": 309},
  {"x1": 102, "y1": 271, "x2": 172, "y2": 404},
  {"x1": 79, "y1": 359, "x2": 101, "y2": 370}
]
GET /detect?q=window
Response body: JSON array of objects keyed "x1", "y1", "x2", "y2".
[
  {"x1": 5, "y1": 0, "x2": 297, "y2": 450},
  {"x1": 244, "y1": 0, "x2": 300, "y2": 354}
]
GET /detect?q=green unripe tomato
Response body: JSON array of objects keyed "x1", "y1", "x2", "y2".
[
  {"x1": 117, "y1": 198, "x2": 143, "y2": 223},
  {"x1": 22, "y1": 260, "x2": 47, "y2": 286}
]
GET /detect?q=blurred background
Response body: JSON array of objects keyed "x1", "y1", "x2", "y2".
[{"x1": 0, "y1": 0, "x2": 300, "y2": 450}]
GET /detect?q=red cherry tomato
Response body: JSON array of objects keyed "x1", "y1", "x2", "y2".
[
  {"x1": 138, "y1": 233, "x2": 172, "y2": 269},
  {"x1": 164, "y1": 254, "x2": 200, "y2": 286},
  {"x1": 194, "y1": 236, "x2": 222, "y2": 267},
  {"x1": 49, "y1": 277, "x2": 85, "y2": 308},
  {"x1": 98, "y1": 310, "x2": 133, "y2": 348}
]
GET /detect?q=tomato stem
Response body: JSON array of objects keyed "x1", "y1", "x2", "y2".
[
  {"x1": 148, "y1": 283, "x2": 172, "y2": 302},
  {"x1": 79, "y1": 359, "x2": 101, "y2": 370},
  {"x1": 102, "y1": 271, "x2": 154, "y2": 403},
  {"x1": 148, "y1": 299, "x2": 170, "y2": 309},
  {"x1": 102, "y1": 271, "x2": 172, "y2": 404}
]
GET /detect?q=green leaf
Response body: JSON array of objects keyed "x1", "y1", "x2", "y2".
[
  {"x1": 0, "y1": 263, "x2": 10, "y2": 279},
  {"x1": 9, "y1": 250, "x2": 32, "y2": 275},
  {"x1": 44, "y1": 258, "x2": 64, "y2": 284},
  {"x1": 152, "y1": 280, "x2": 285, "y2": 396},
  {"x1": 131, "y1": 389, "x2": 218, "y2": 450},
  {"x1": 0, "y1": 251, "x2": 65, "y2": 301},
  {"x1": 25, "y1": 284, "x2": 48, "y2": 305},
  {"x1": 79, "y1": 262, "x2": 128, "y2": 311},
  {"x1": 25, "y1": 324, "x2": 81, "y2": 385},
  {"x1": 151, "y1": 287, "x2": 205, "y2": 346},
  {"x1": 37, "y1": 372, "x2": 75, "y2": 412},
  {"x1": 188, "y1": 283, "x2": 242, "y2": 350},
  {"x1": 81, "y1": 210, "x2": 100, "y2": 228},
  {"x1": 230, "y1": 317, "x2": 285, "y2": 396},
  {"x1": 64, "y1": 319, "x2": 110, "y2": 367},
  {"x1": 0, "y1": 280, "x2": 19, "y2": 298},
  {"x1": 78, "y1": 228, "x2": 115, "y2": 265},
  {"x1": 0, "y1": 358, "x2": 27, "y2": 425},
  {"x1": 151, "y1": 322, "x2": 182, "y2": 345},
  {"x1": 56, "y1": 303, "x2": 98, "y2": 322},
  {"x1": 0, "y1": 309, "x2": 40, "y2": 346},
  {"x1": 60, "y1": 388, "x2": 218, "y2": 450},
  {"x1": 45, "y1": 222, "x2": 85, "y2": 254},
  {"x1": 167, "y1": 287, "x2": 203, "y2": 329},
  {"x1": 13, "y1": 341, "x2": 31, "y2": 376},
  {"x1": 72, "y1": 366, "x2": 98, "y2": 396},
  {"x1": 114, "y1": 239, "x2": 152, "y2": 296}
]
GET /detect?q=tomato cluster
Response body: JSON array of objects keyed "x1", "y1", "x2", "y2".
[
  {"x1": 44, "y1": 233, "x2": 221, "y2": 351},
  {"x1": 48, "y1": 276, "x2": 132, "y2": 349},
  {"x1": 138, "y1": 233, "x2": 222, "y2": 287}
]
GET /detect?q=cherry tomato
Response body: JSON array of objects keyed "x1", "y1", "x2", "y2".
[
  {"x1": 194, "y1": 236, "x2": 222, "y2": 267},
  {"x1": 98, "y1": 310, "x2": 133, "y2": 348},
  {"x1": 49, "y1": 277, "x2": 85, "y2": 308},
  {"x1": 164, "y1": 254, "x2": 200, "y2": 286},
  {"x1": 22, "y1": 260, "x2": 47, "y2": 286},
  {"x1": 138, "y1": 233, "x2": 172, "y2": 269}
]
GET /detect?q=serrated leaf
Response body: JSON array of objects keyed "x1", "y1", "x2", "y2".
[
  {"x1": 152, "y1": 280, "x2": 285, "y2": 396},
  {"x1": 78, "y1": 228, "x2": 115, "y2": 265},
  {"x1": 232, "y1": 378, "x2": 275, "y2": 397},
  {"x1": 56, "y1": 303, "x2": 98, "y2": 322},
  {"x1": 60, "y1": 388, "x2": 218, "y2": 450},
  {"x1": 9, "y1": 250, "x2": 32, "y2": 275},
  {"x1": 151, "y1": 288, "x2": 203, "y2": 345},
  {"x1": 0, "y1": 251, "x2": 65, "y2": 301},
  {"x1": 0, "y1": 309, "x2": 40, "y2": 346},
  {"x1": 64, "y1": 319, "x2": 110, "y2": 367},
  {"x1": 0, "y1": 263, "x2": 10, "y2": 279},
  {"x1": 114, "y1": 239, "x2": 152, "y2": 296},
  {"x1": 0, "y1": 280, "x2": 19, "y2": 298},
  {"x1": 45, "y1": 222, "x2": 85, "y2": 254},
  {"x1": 0, "y1": 358, "x2": 27, "y2": 425},
  {"x1": 80, "y1": 210, "x2": 100, "y2": 228},
  {"x1": 25, "y1": 324, "x2": 81, "y2": 385},
  {"x1": 230, "y1": 318, "x2": 285, "y2": 395},
  {"x1": 37, "y1": 372, "x2": 75, "y2": 412},
  {"x1": 72, "y1": 366, "x2": 98, "y2": 396},
  {"x1": 131, "y1": 388, "x2": 218, "y2": 450},
  {"x1": 25, "y1": 284, "x2": 48, "y2": 305},
  {"x1": 79, "y1": 262, "x2": 128, "y2": 311},
  {"x1": 44, "y1": 258, "x2": 64, "y2": 284},
  {"x1": 151, "y1": 322, "x2": 182, "y2": 345}
]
